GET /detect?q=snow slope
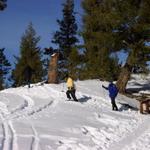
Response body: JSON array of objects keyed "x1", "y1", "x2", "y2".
[{"x1": 0, "y1": 78, "x2": 149, "y2": 150}]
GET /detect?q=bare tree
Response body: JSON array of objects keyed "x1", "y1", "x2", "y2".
[{"x1": 48, "y1": 53, "x2": 59, "y2": 84}]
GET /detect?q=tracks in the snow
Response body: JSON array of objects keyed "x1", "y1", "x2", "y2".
[
  {"x1": 2, "y1": 94, "x2": 54, "y2": 121},
  {"x1": 0, "y1": 93, "x2": 54, "y2": 150},
  {"x1": 0, "y1": 112, "x2": 18, "y2": 150},
  {"x1": 31, "y1": 124, "x2": 40, "y2": 150}
]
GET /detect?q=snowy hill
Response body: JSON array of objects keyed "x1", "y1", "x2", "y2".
[{"x1": 0, "y1": 78, "x2": 150, "y2": 150}]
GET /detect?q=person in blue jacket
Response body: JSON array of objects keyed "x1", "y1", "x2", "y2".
[{"x1": 102, "y1": 82, "x2": 119, "y2": 111}]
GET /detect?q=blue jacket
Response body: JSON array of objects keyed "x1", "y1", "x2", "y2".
[
  {"x1": 103, "y1": 83, "x2": 118, "y2": 98},
  {"x1": 108, "y1": 83, "x2": 118, "y2": 98}
]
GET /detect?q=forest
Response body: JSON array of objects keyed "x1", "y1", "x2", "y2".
[{"x1": 0, "y1": 0, "x2": 150, "y2": 94}]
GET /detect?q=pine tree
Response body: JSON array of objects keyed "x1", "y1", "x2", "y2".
[
  {"x1": 52, "y1": 0, "x2": 78, "y2": 78},
  {"x1": 82, "y1": 0, "x2": 120, "y2": 80},
  {"x1": 0, "y1": 48, "x2": 11, "y2": 90},
  {"x1": 82, "y1": 0, "x2": 150, "y2": 93},
  {"x1": 12, "y1": 23, "x2": 44, "y2": 87},
  {"x1": 67, "y1": 47, "x2": 83, "y2": 79},
  {"x1": 0, "y1": 0, "x2": 7, "y2": 10},
  {"x1": 114, "y1": 0, "x2": 150, "y2": 93}
]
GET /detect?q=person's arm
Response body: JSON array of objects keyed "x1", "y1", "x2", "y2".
[{"x1": 102, "y1": 85, "x2": 108, "y2": 90}]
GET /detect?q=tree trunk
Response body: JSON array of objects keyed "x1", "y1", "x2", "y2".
[
  {"x1": 116, "y1": 63, "x2": 133, "y2": 94},
  {"x1": 48, "y1": 53, "x2": 59, "y2": 84}
]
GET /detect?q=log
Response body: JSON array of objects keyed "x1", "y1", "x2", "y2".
[{"x1": 139, "y1": 99, "x2": 150, "y2": 114}]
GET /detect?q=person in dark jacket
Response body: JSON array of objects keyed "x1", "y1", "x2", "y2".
[
  {"x1": 102, "y1": 82, "x2": 118, "y2": 111},
  {"x1": 24, "y1": 65, "x2": 34, "y2": 88}
]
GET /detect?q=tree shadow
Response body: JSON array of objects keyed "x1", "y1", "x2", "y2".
[
  {"x1": 78, "y1": 95, "x2": 92, "y2": 103},
  {"x1": 118, "y1": 102, "x2": 138, "y2": 112}
]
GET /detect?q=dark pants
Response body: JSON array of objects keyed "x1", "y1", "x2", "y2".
[
  {"x1": 66, "y1": 88, "x2": 78, "y2": 101},
  {"x1": 27, "y1": 79, "x2": 31, "y2": 88},
  {"x1": 25, "y1": 79, "x2": 31, "y2": 88},
  {"x1": 110, "y1": 97, "x2": 118, "y2": 111}
]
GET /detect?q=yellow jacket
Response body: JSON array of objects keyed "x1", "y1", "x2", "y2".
[{"x1": 66, "y1": 77, "x2": 74, "y2": 89}]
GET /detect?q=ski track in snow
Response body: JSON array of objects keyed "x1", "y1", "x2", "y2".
[
  {"x1": 2, "y1": 94, "x2": 54, "y2": 121},
  {"x1": 0, "y1": 92, "x2": 56, "y2": 150},
  {"x1": 8, "y1": 121, "x2": 18, "y2": 150},
  {"x1": 31, "y1": 124, "x2": 40, "y2": 150},
  {"x1": 0, "y1": 115, "x2": 9, "y2": 150},
  {"x1": 7, "y1": 100, "x2": 54, "y2": 121},
  {"x1": 0, "y1": 104, "x2": 18, "y2": 150}
]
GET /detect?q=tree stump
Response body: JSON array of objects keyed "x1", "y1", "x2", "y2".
[
  {"x1": 48, "y1": 53, "x2": 59, "y2": 84},
  {"x1": 140, "y1": 99, "x2": 150, "y2": 114}
]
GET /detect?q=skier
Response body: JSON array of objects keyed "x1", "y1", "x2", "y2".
[
  {"x1": 102, "y1": 82, "x2": 119, "y2": 111},
  {"x1": 65, "y1": 74, "x2": 78, "y2": 102}
]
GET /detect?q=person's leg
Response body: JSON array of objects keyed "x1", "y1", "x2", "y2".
[
  {"x1": 70, "y1": 89, "x2": 78, "y2": 101},
  {"x1": 114, "y1": 102, "x2": 118, "y2": 111},
  {"x1": 28, "y1": 79, "x2": 30, "y2": 88},
  {"x1": 66, "y1": 90, "x2": 71, "y2": 100},
  {"x1": 111, "y1": 97, "x2": 118, "y2": 111},
  {"x1": 113, "y1": 99, "x2": 118, "y2": 111},
  {"x1": 111, "y1": 98, "x2": 115, "y2": 110}
]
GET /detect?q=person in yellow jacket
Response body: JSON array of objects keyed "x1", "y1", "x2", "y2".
[{"x1": 65, "y1": 74, "x2": 78, "y2": 101}]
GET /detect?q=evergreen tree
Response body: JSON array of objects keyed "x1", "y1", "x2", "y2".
[
  {"x1": 114, "y1": 0, "x2": 150, "y2": 93},
  {"x1": 0, "y1": 0, "x2": 8, "y2": 89},
  {"x1": 82, "y1": 0, "x2": 120, "y2": 80},
  {"x1": 12, "y1": 23, "x2": 44, "y2": 87},
  {"x1": 82, "y1": 0, "x2": 150, "y2": 93},
  {"x1": 67, "y1": 47, "x2": 84, "y2": 79},
  {"x1": 0, "y1": 48, "x2": 11, "y2": 90},
  {"x1": 0, "y1": 0, "x2": 7, "y2": 10},
  {"x1": 52, "y1": 0, "x2": 78, "y2": 78}
]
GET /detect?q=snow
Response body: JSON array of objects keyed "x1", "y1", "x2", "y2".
[
  {"x1": 0, "y1": 76, "x2": 149, "y2": 150},
  {"x1": 51, "y1": 53, "x2": 57, "y2": 57}
]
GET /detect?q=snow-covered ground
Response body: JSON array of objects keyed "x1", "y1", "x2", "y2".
[{"x1": 0, "y1": 76, "x2": 149, "y2": 150}]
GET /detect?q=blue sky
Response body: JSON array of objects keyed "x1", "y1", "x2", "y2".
[{"x1": 0, "y1": 0, "x2": 83, "y2": 63}]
